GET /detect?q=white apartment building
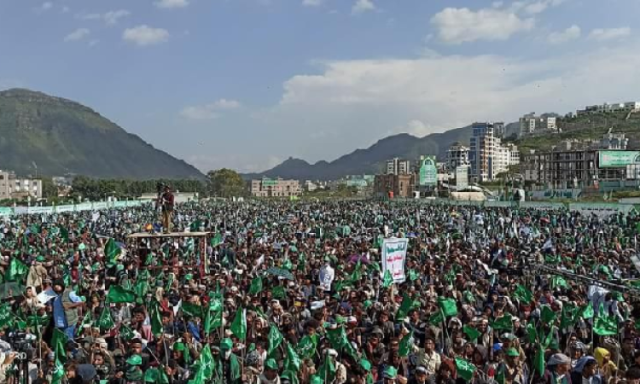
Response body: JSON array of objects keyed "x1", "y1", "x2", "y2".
[
  {"x1": 577, "y1": 101, "x2": 640, "y2": 116},
  {"x1": 519, "y1": 113, "x2": 557, "y2": 137},
  {"x1": 469, "y1": 123, "x2": 520, "y2": 182},
  {"x1": 0, "y1": 170, "x2": 43, "y2": 200}
]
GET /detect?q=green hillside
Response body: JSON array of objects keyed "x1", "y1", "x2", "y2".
[
  {"x1": 0, "y1": 89, "x2": 204, "y2": 179},
  {"x1": 514, "y1": 111, "x2": 640, "y2": 152}
]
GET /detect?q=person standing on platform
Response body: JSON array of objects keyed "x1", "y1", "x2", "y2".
[{"x1": 161, "y1": 185, "x2": 175, "y2": 233}]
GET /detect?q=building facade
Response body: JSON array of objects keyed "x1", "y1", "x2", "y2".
[
  {"x1": 373, "y1": 174, "x2": 415, "y2": 198},
  {"x1": 446, "y1": 143, "x2": 469, "y2": 171},
  {"x1": 0, "y1": 170, "x2": 43, "y2": 200},
  {"x1": 469, "y1": 122, "x2": 520, "y2": 182},
  {"x1": 519, "y1": 113, "x2": 557, "y2": 137},
  {"x1": 251, "y1": 178, "x2": 301, "y2": 197},
  {"x1": 577, "y1": 101, "x2": 640, "y2": 116},
  {"x1": 385, "y1": 158, "x2": 411, "y2": 175}
]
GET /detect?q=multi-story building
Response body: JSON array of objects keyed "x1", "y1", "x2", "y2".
[
  {"x1": 493, "y1": 122, "x2": 506, "y2": 138},
  {"x1": 519, "y1": 113, "x2": 557, "y2": 137},
  {"x1": 576, "y1": 101, "x2": 640, "y2": 116},
  {"x1": 385, "y1": 158, "x2": 411, "y2": 175},
  {"x1": 0, "y1": 170, "x2": 43, "y2": 200},
  {"x1": 446, "y1": 143, "x2": 469, "y2": 171},
  {"x1": 521, "y1": 149, "x2": 639, "y2": 189},
  {"x1": 469, "y1": 123, "x2": 520, "y2": 182},
  {"x1": 373, "y1": 174, "x2": 415, "y2": 198},
  {"x1": 251, "y1": 178, "x2": 301, "y2": 197}
]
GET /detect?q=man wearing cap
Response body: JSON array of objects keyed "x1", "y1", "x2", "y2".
[
  {"x1": 408, "y1": 366, "x2": 429, "y2": 384},
  {"x1": 377, "y1": 366, "x2": 398, "y2": 384},
  {"x1": 52, "y1": 279, "x2": 84, "y2": 339},
  {"x1": 260, "y1": 358, "x2": 281, "y2": 384}
]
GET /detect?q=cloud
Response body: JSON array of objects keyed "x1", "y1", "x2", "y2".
[
  {"x1": 104, "y1": 10, "x2": 131, "y2": 25},
  {"x1": 265, "y1": 44, "x2": 640, "y2": 165},
  {"x1": 352, "y1": 0, "x2": 376, "y2": 14},
  {"x1": 64, "y1": 28, "x2": 90, "y2": 42},
  {"x1": 123, "y1": 25, "x2": 170, "y2": 46},
  {"x1": 155, "y1": 0, "x2": 189, "y2": 9},
  {"x1": 61, "y1": 6, "x2": 70, "y2": 13},
  {"x1": 430, "y1": 7, "x2": 535, "y2": 44},
  {"x1": 78, "y1": 10, "x2": 130, "y2": 25},
  {"x1": 588, "y1": 27, "x2": 631, "y2": 41},
  {"x1": 548, "y1": 25, "x2": 580, "y2": 44},
  {"x1": 180, "y1": 99, "x2": 241, "y2": 120},
  {"x1": 302, "y1": 0, "x2": 323, "y2": 6},
  {"x1": 40, "y1": 2, "x2": 53, "y2": 11}
]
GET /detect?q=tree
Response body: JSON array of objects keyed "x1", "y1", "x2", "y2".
[
  {"x1": 41, "y1": 177, "x2": 59, "y2": 200},
  {"x1": 207, "y1": 169, "x2": 248, "y2": 198}
]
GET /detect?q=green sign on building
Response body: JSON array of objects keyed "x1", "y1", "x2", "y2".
[
  {"x1": 599, "y1": 151, "x2": 640, "y2": 168},
  {"x1": 419, "y1": 156, "x2": 437, "y2": 186}
]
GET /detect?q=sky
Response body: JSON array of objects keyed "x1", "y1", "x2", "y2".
[{"x1": 1, "y1": 0, "x2": 639, "y2": 173}]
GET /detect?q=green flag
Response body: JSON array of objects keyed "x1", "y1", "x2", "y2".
[
  {"x1": 540, "y1": 305, "x2": 556, "y2": 324},
  {"x1": 408, "y1": 269, "x2": 419, "y2": 282},
  {"x1": 272, "y1": 286, "x2": 286, "y2": 300},
  {"x1": 51, "y1": 357, "x2": 65, "y2": 384},
  {"x1": 97, "y1": 306, "x2": 115, "y2": 331},
  {"x1": 190, "y1": 220, "x2": 201, "y2": 232},
  {"x1": 0, "y1": 303, "x2": 13, "y2": 328},
  {"x1": 526, "y1": 323, "x2": 538, "y2": 344},
  {"x1": 580, "y1": 302, "x2": 594, "y2": 319},
  {"x1": 533, "y1": 345, "x2": 545, "y2": 376},
  {"x1": 211, "y1": 233, "x2": 223, "y2": 247},
  {"x1": 181, "y1": 302, "x2": 205, "y2": 319},
  {"x1": 285, "y1": 343, "x2": 302, "y2": 372},
  {"x1": 104, "y1": 238, "x2": 121, "y2": 265},
  {"x1": 6, "y1": 258, "x2": 29, "y2": 282},
  {"x1": 492, "y1": 313, "x2": 513, "y2": 332},
  {"x1": 463, "y1": 325, "x2": 481, "y2": 341},
  {"x1": 398, "y1": 331, "x2": 413, "y2": 357},
  {"x1": 268, "y1": 324, "x2": 284, "y2": 355},
  {"x1": 594, "y1": 315, "x2": 618, "y2": 336},
  {"x1": 560, "y1": 304, "x2": 579, "y2": 330},
  {"x1": 248, "y1": 277, "x2": 263, "y2": 296},
  {"x1": 204, "y1": 299, "x2": 223, "y2": 335},
  {"x1": 134, "y1": 279, "x2": 149, "y2": 298},
  {"x1": 429, "y1": 310, "x2": 445, "y2": 326},
  {"x1": 149, "y1": 300, "x2": 164, "y2": 336},
  {"x1": 230, "y1": 308, "x2": 247, "y2": 341},
  {"x1": 551, "y1": 276, "x2": 569, "y2": 289},
  {"x1": 297, "y1": 335, "x2": 318, "y2": 359},
  {"x1": 513, "y1": 284, "x2": 533, "y2": 303},
  {"x1": 439, "y1": 298, "x2": 458, "y2": 317},
  {"x1": 455, "y1": 358, "x2": 476, "y2": 381},
  {"x1": 396, "y1": 294, "x2": 418, "y2": 321},
  {"x1": 106, "y1": 285, "x2": 136, "y2": 304},
  {"x1": 120, "y1": 324, "x2": 134, "y2": 341},
  {"x1": 51, "y1": 328, "x2": 68, "y2": 363},
  {"x1": 319, "y1": 356, "x2": 336, "y2": 383},
  {"x1": 382, "y1": 269, "x2": 393, "y2": 288},
  {"x1": 326, "y1": 326, "x2": 349, "y2": 351}
]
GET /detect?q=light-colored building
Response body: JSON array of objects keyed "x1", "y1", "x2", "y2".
[
  {"x1": 446, "y1": 143, "x2": 469, "y2": 171},
  {"x1": 386, "y1": 158, "x2": 411, "y2": 175},
  {"x1": 519, "y1": 113, "x2": 557, "y2": 137},
  {"x1": 251, "y1": 178, "x2": 301, "y2": 197},
  {"x1": 577, "y1": 101, "x2": 640, "y2": 116},
  {"x1": 469, "y1": 123, "x2": 520, "y2": 182},
  {"x1": 0, "y1": 170, "x2": 43, "y2": 200}
]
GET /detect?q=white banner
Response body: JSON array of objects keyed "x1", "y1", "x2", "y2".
[{"x1": 382, "y1": 238, "x2": 408, "y2": 283}]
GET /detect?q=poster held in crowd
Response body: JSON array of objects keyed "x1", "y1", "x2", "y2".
[{"x1": 382, "y1": 238, "x2": 408, "y2": 283}]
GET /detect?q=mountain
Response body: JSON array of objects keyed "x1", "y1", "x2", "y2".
[
  {"x1": 243, "y1": 125, "x2": 474, "y2": 180},
  {"x1": 0, "y1": 89, "x2": 204, "y2": 179}
]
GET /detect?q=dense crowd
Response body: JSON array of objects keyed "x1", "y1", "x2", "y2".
[{"x1": 1, "y1": 200, "x2": 640, "y2": 384}]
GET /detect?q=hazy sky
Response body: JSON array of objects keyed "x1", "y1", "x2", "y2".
[{"x1": 1, "y1": 0, "x2": 639, "y2": 172}]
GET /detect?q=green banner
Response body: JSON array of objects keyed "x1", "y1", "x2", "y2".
[
  {"x1": 419, "y1": 156, "x2": 437, "y2": 186},
  {"x1": 599, "y1": 151, "x2": 640, "y2": 168}
]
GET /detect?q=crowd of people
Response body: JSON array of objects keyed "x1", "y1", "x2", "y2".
[{"x1": 1, "y1": 199, "x2": 640, "y2": 384}]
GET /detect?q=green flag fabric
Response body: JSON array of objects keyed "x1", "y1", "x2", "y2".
[
  {"x1": 7, "y1": 258, "x2": 29, "y2": 282},
  {"x1": 492, "y1": 314, "x2": 513, "y2": 332},
  {"x1": 429, "y1": 310, "x2": 445, "y2": 326},
  {"x1": 51, "y1": 328, "x2": 68, "y2": 363},
  {"x1": 230, "y1": 308, "x2": 247, "y2": 340},
  {"x1": 398, "y1": 331, "x2": 413, "y2": 357},
  {"x1": 463, "y1": 325, "x2": 481, "y2": 341},
  {"x1": 285, "y1": 343, "x2": 302, "y2": 372},
  {"x1": 382, "y1": 270, "x2": 393, "y2": 288},
  {"x1": 455, "y1": 358, "x2": 476, "y2": 381},
  {"x1": 439, "y1": 298, "x2": 458, "y2": 317},
  {"x1": 594, "y1": 315, "x2": 618, "y2": 336},
  {"x1": 106, "y1": 285, "x2": 136, "y2": 303},
  {"x1": 248, "y1": 277, "x2": 263, "y2": 296},
  {"x1": 268, "y1": 324, "x2": 284, "y2": 355},
  {"x1": 580, "y1": 302, "x2": 594, "y2": 319},
  {"x1": 396, "y1": 294, "x2": 419, "y2": 321},
  {"x1": 297, "y1": 335, "x2": 318, "y2": 359},
  {"x1": 97, "y1": 306, "x2": 115, "y2": 331},
  {"x1": 534, "y1": 345, "x2": 545, "y2": 376},
  {"x1": 540, "y1": 305, "x2": 557, "y2": 324},
  {"x1": 513, "y1": 284, "x2": 533, "y2": 303},
  {"x1": 104, "y1": 238, "x2": 121, "y2": 265}
]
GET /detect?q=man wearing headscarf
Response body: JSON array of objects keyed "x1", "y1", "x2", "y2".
[{"x1": 570, "y1": 356, "x2": 602, "y2": 384}]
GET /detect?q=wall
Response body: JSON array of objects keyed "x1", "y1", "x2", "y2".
[{"x1": 0, "y1": 200, "x2": 149, "y2": 216}]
